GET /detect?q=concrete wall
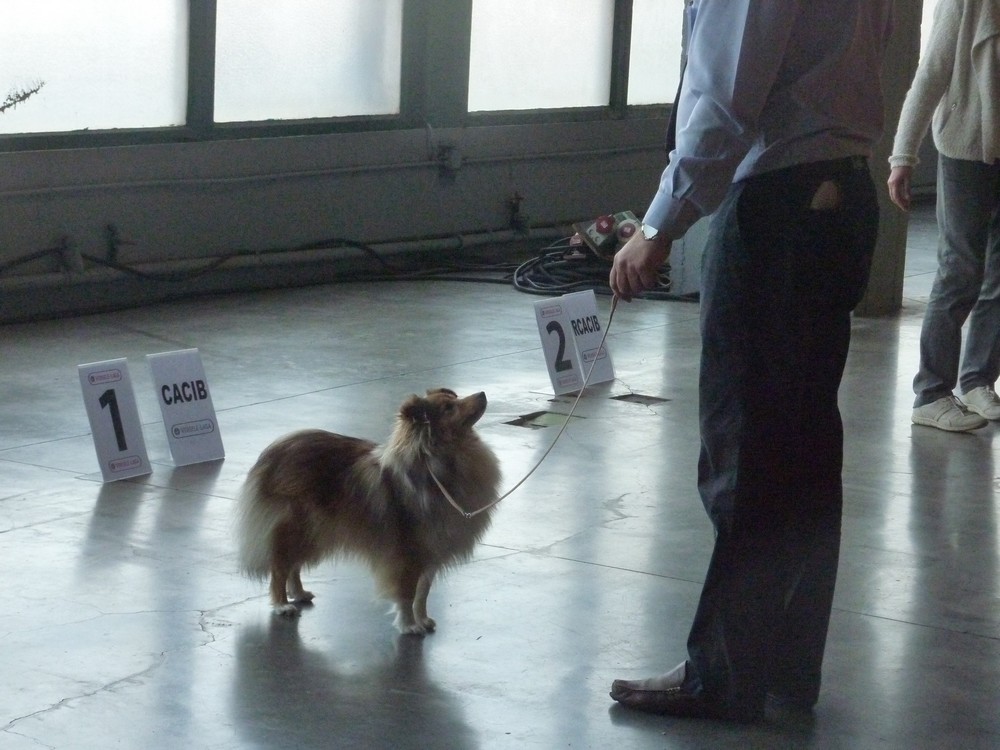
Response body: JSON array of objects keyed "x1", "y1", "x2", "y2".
[{"x1": 0, "y1": 119, "x2": 669, "y2": 321}]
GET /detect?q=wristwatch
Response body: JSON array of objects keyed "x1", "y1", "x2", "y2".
[{"x1": 641, "y1": 223, "x2": 660, "y2": 241}]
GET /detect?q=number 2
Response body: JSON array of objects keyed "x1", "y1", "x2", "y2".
[
  {"x1": 99, "y1": 388, "x2": 128, "y2": 451},
  {"x1": 546, "y1": 320, "x2": 573, "y2": 372}
]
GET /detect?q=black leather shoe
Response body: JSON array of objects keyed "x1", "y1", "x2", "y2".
[
  {"x1": 610, "y1": 661, "x2": 764, "y2": 722},
  {"x1": 610, "y1": 680, "x2": 729, "y2": 719}
]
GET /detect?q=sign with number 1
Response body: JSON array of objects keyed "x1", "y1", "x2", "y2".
[{"x1": 78, "y1": 358, "x2": 152, "y2": 482}]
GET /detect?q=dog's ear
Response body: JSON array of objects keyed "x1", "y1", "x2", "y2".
[{"x1": 400, "y1": 394, "x2": 430, "y2": 424}]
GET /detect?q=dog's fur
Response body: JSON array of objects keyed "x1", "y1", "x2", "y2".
[{"x1": 235, "y1": 389, "x2": 501, "y2": 634}]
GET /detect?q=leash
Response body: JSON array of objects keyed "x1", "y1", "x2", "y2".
[{"x1": 430, "y1": 295, "x2": 620, "y2": 518}]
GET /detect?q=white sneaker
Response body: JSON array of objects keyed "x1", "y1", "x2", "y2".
[
  {"x1": 961, "y1": 386, "x2": 1000, "y2": 420},
  {"x1": 912, "y1": 395, "x2": 987, "y2": 432}
]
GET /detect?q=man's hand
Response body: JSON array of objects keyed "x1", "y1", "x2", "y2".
[
  {"x1": 609, "y1": 233, "x2": 672, "y2": 302},
  {"x1": 887, "y1": 165, "x2": 913, "y2": 212}
]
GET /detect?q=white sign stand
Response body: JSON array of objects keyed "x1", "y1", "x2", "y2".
[
  {"x1": 146, "y1": 349, "x2": 225, "y2": 466},
  {"x1": 534, "y1": 290, "x2": 614, "y2": 395},
  {"x1": 78, "y1": 358, "x2": 152, "y2": 482}
]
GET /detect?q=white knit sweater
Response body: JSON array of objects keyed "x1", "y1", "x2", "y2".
[{"x1": 889, "y1": 0, "x2": 1000, "y2": 167}]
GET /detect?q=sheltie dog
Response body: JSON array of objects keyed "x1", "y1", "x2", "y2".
[{"x1": 235, "y1": 389, "x2": 501, "y2": 635}]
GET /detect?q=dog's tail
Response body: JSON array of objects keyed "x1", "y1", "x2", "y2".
[{"x1": 234, "y1": 470, "x2": 282, "y2": 580}]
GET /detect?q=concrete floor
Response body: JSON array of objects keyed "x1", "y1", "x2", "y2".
[{"x1": 2, "y1": 201, "x2": 998, "y2": 749}]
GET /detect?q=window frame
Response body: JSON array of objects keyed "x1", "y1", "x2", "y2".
[{"x1": 0, "y1": 0, "x2": 669, "y2": 153}]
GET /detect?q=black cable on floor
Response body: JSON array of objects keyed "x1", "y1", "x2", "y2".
[
  {"x1": 0, "y1": 232, "x2": 697, "y2": 301},
  {"x1": 511, "y1": 238, "x2": 697, "y2": 302}
]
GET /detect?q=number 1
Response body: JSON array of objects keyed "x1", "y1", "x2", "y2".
[{"x1": 99, "y1": 388, "x2": 128, "y2": 451}]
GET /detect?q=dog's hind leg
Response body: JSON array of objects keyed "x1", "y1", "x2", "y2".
[
  {"x1": 268, "y1": 523, "x2": 302, "y2": 617},
  {"x1": 269, "y1": 564, "x2": 299, "y2": 617},
  {"x1": 413, "y1": 571, "x2": 437, "y2": 633},
  {"x1": 286, "y1": 567, "x2": 315, "y2": 604}
]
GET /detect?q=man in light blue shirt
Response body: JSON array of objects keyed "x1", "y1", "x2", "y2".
[{"x1": 609, "y1": 0, "x2": 894, "y2": 721}]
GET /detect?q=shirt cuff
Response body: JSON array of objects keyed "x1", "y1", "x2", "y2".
[{"x1": 641, "y1": 193, "x2": 703, "y2": 242}]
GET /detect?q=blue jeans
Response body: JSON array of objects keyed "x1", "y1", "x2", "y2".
[
  {"x1": 685, "y1": 157, "x2": 878, "y2": 717},
  {"x1": 913, "y1": 155, "x2": 1000, "y2": 407}
]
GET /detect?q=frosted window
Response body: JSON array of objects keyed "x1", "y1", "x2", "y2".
[
  {"x1": 627, "y1": 0, "x2": 683, "y2": 105},
  {"x1": 214, "y1": 0, "x2": 403, "y2": 122},
  {"x1": 468, "y1": 0, "x2": 615, "y2": 112},
  {"x1": 0, "y1": 0, "x2": 188, "y2": 135}
]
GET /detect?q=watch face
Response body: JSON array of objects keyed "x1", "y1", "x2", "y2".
[{"x1": 642, "y1": 224, "x2": 659, "y2": 240}]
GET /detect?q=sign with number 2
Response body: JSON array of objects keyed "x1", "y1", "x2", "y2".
[{"x1": 534, "y1": 290, "x2": 614, "y2": 395}]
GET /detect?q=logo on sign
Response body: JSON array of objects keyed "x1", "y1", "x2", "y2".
[
  {"x1": 88, "y1": 369, "x2": 123, "y2": 385},
  {"x1": 109, "y1": 455, "x2": 143, "y2": 473},
  {"x1": 172, "y1": 419, "x2": 216, "y2": 438}
]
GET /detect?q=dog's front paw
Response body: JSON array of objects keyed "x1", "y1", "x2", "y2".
[
  {"x1": 288, "y1": 589, "x2": 315, "y2": 604},
  {"x1": 397, "y1": 617, "x2": 436, "y2": 636},
  {"x1": 393, "y1": 610, "x2": 430, "y2": 636},
  {"x1": 272, "y1": 603, "x2": 301, "y2": 618},
  {"x1": 398, "y1": 622, "x2": 430, "y2": 636}
]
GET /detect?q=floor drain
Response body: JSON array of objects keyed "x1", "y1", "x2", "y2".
[
  {"x1": 611, "y1": 393, "x2": 669, "y2": 406},
  {"x1": 504, "y1": 410, "x2": 583, "y2": 429}
]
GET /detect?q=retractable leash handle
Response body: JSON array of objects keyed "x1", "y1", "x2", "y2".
[{"x1": 431, "y1": 295, "x2": 620, "y2": 518}]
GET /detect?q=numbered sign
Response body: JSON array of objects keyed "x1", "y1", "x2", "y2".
[
  {"x1": 78, "y1": 358, "x2": 152, "y2": 482},
  {"x1": 534, "y1": 290, "x2": 614, "y2": 394},
  {"x1": 147, "y1": 349, "x2": 225, "y2": 466}
]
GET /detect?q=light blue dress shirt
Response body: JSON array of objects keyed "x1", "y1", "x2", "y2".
[{"x1": 644, "y1": 0, "x2": 895, "y2": 240}]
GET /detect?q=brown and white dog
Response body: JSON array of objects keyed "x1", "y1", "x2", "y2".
[{"x1": 235, "y1": 389, "x2": 501, "y2": 634}]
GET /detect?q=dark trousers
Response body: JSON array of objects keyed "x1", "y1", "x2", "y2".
[{"x1": 686, "y1": 157, "x2": 879, "y2": 717}]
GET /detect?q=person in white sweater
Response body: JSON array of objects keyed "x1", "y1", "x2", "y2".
[{"x1": 888, "y1": 0, "x2": 1000, "y2": 432}]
